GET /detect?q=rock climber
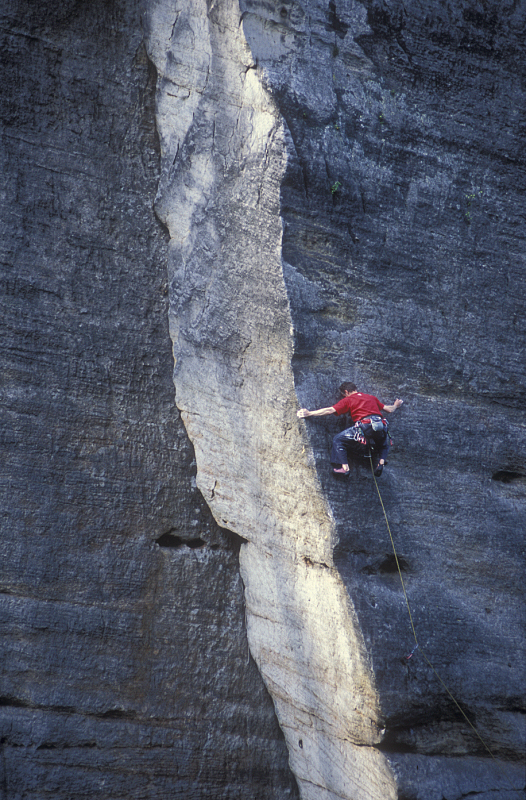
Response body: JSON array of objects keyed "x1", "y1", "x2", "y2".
[{"x1": 297, "y1": 382, "x2": 403, "y2": 477}]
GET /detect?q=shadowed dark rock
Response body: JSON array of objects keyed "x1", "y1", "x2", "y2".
[{"x1": 0, "y1": 1, "x2": 298, "y2": 798}]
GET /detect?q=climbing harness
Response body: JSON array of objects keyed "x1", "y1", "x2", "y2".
[
  {"x1": 358, "y1": 417, "x2": 392, "y2": 456},
  {"x1": 358, "y1": 415, "x2": 388, "y2": 437},
  {"x1": 368, "y1": 453, "x2": 504, "y2": 765}
]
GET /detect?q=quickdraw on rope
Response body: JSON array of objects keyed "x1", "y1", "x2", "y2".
[
  {"x1": 367, "y1": 453, "x2": 501, "y2": 765},
  {"x1": 405, "y1": 643, "x2": 419, "y2": 660}
]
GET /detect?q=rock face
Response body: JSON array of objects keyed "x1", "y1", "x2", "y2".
[
  {"x1": 147, "y1": 0, "x2": 525, "y2": 799},
  {"x1": 0, "y1": 1, "x2": 297, "y2": 797},
  {"x1": 146, "y1": 1, "x2": 396, "y2": 798},
  {"x1": 1, "y1": 0, "x2": 525, "y2": 799}
]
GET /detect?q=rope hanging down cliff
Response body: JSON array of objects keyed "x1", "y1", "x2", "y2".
[{"x1": 368, "y1": 453, "x2": 502, "y2": 765}]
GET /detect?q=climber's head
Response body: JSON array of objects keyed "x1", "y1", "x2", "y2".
[{"x1": 339, "y1": 382, "x2": 357, "y2": 397}]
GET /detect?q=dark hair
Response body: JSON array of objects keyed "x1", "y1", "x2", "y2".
[{"x1": 339, "y1": 381, "x2": 357, "y2": 395}]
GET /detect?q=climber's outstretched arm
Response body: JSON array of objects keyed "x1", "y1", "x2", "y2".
[
  {"x1": 382, "y1": 398, "x2": 403, "y2": 414},
  {"x1": 297, "y1": 406, "x2": 336, "y2": 419}
]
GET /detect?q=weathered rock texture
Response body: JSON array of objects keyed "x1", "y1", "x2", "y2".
[
  {"x1": 1, "y1": 0, "x2": 525, "y2": 799},
  {"x1": 0, "y1": 1, "x2": 298, "y2": 797},
  {"x1": 146, "y1": 0, "x2": 525, "y2": 799},
  {"x1": 146, "y1": 1, "x2": 395, "y2": 797}
]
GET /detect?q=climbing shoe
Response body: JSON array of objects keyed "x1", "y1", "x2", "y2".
[{"x1": 374, "y1": 463, "x2": 383, "y2": 477}]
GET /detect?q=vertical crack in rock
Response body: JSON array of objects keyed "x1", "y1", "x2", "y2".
[{"x1": 145, "y1": 1, "x2": 396, "y2": 797}]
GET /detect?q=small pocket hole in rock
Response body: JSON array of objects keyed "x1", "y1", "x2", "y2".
[
  {"x1": 155, "y1": 533, "x2": 205, "y2": 549},
  {"x1": 185, "y1": 538, "x2": 206, "y2": 549},
  {"x1": 379, "y1": 554, "x2": 409, "y2": 574},
  {"x1": 156, "y1": 533, "x2": 183, "y2": 548},
  {"x1": 492, "y1": 470, "x2": 525, "y2": 484}
]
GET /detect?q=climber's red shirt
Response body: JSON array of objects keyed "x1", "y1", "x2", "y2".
[{"x1": 333, "y1": 393, "x2": 385, "y2": 423}]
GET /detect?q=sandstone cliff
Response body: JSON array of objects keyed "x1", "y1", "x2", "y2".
[
  {"x1": 1, "y1": 1, "x2": 524, "y2": 799},
  {"x1": 146, "y1": 0, "x2": 525, "y2": 797}
]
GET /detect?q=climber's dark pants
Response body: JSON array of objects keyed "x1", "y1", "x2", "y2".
[{"x1": 330, "y1": 422, "x2": 391, "y2": 466}]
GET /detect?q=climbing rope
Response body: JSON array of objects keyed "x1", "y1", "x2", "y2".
[{"x1": 368, "y1": 454, "x2": 501, "y2": 764}]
